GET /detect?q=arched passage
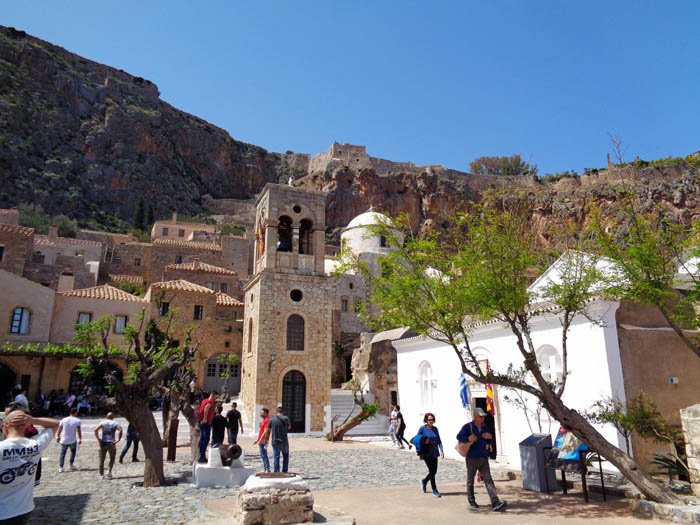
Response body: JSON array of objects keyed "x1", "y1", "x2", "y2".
[
  {"x1": 299, "y1": 219, "x2": 313, "y2": 255},
  {"x1": 204, "y1": 353, "x2": 240, "y2": 395},
  {"x1": 282, "y1": 370, "x2": 306, "y2": 433}
]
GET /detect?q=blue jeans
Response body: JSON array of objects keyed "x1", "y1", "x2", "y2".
[
  {"x1": 198, "y1": 422, "x2": 211, "y2": 461},
  {"x1": 59, "y1": 442, "x2": 77, "y2": 467},
  {"x1": 272, "y1": 442, "x2": 289, "y2": 473},
  {"x1": 258, "y1": 442, "x2": 270, "y2": 471},
  {"x1": 120, "y1": 435, "x2": 139, "y2": 461}
]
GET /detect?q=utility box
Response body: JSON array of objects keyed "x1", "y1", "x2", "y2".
[{"x1": 519, "y1": 434, "x2": 557, "y2": 492}]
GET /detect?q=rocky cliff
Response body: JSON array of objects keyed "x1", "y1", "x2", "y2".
[
  {"x1": 0, "y1": 26, "x2": 306, "y2": 230},
  {"x1": 2, "y1": 25, "x2": 699, "y2": 237}
]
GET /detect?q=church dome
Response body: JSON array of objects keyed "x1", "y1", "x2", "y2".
[{"x1": 345, "y1": 210, "x2": 387, "y2": 230}]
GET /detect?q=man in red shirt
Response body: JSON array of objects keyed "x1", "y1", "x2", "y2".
[
  {"x1": 197, "y1": 391, "x2": 218, "y2": 463},
  {"x1": 252, "y1": 408, "x2": 270, "y2": 472}
]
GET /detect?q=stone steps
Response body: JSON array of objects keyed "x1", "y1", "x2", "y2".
[{"x1": 330, "y1": 389, "x2": 388, "y2": 436}]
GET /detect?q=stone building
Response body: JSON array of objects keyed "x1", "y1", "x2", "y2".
[
  {"x1": 163, "y1": 259, "x2": 242, "y2": 299},
  {"x1": 51, "y1": 284, "x2": 146, "y2": 346},
  {"x1": 144, "y1": 280, "x2": 244, "y2": 394},
  {"x1": 241, "y1": 184, "x2": 334, "y2": 434},
  {"x1": 150, "y1": 212, "x2": 216, "y2": 242},
  {"x1": 0, "y1": 222, "x2": 33, "y2": 276}
]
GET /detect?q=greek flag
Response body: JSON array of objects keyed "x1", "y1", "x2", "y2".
[{"x1": 459, "y1": 373, "x2": 470, "y2": 409}]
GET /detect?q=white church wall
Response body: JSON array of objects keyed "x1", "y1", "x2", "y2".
[{"x1": 395, "y1": 300, "x2": 627, "y2": 470}]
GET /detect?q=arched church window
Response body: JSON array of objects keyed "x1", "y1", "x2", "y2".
[
  {"x1": 418, "y1": 361, "x2": 434, "y2": 409},
  {"x1": 536, "y1": 345, "x2": 563, "y2": 383},
  {"x1": 247, "y1": 318, "x2": 253, "y2": 354},
  {"x1": 277, "y1": 216, "x2": 292, "y2": 252},
  {"x1": 286, "y1": 314, "x2": 304, "y2": 351},
  {"x1": 299, "y1": 219, "x2": 313, "y2": 255}
]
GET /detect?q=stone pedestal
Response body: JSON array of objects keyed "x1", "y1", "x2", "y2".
[
  {"x1": 192, "y1": 446, "x2": 253, "y2": 488},
  {"x1": 234, "y1": 473, "x2": 313, "y2": 525},
  {"x1": 681, "y1": 403, "x2": 700, "y2": 496}
]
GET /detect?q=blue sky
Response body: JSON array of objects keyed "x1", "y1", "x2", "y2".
[{"x1": 5, "y1": 1, "x2": 700, "y2": 175}]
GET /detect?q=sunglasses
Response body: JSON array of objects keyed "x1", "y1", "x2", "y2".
[{"x1": 427, "y1": 418, "x2": 435, "y2": 422}]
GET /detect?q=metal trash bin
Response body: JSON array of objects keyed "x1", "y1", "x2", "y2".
[{"x1": 519, "y1": 434, "x2": 556, "y2": 492}]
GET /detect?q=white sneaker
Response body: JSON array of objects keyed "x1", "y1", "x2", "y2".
[
  {"x1": 106, "y1": 472, "x2": 113, "y2": 479},
  {"x1": 58, "y1": 467, "x2": 64, "y2": 473},
  {"x1": 99, "y1": 474, "x2": 104, "y2": 480},
  {"x1": 70, "y1": 465, "x2": 78, "y2": 471}
]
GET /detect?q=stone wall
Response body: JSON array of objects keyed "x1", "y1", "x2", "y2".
[
  {"x1": 0, "y1": 227, "x2": 32, "y2": 276},
  {"x1": 681, "y1": 403, "x2": 700, "y2": 496},
  {"x1": 0, "y1": 270, "x2": 55, "y2": 345},
  {"x1": 616, "y1": 302, "x2": 700, "y2": 468}
]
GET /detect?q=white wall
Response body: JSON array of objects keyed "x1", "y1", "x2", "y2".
[{"x1": 395, "y1": 300, "x2": 626, "y2": 470}]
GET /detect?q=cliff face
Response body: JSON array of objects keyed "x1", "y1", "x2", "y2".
[
  {"x1": 0, "y1": 26, "x2": 305, "y2": 228},
  {"x1": 306, "y1": 163, "x2": 700, "y2": 241},
  {"x1": 2, "y1": 25, "x2": 699, "y2": 237}
]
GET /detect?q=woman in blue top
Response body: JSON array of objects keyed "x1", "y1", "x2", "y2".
[{"x1": 417, "y1": 412, "x2": 444, "y2": 497}]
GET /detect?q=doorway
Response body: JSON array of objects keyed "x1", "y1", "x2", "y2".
[
  {"x1": 204, "y1": 353, "x2": 241, "y2": 395},
  {"x1": 475, "y1": 397, "x2": 498, "y2": 459},
  {"x1": 282, "y1": 370, "x2": 306, "y2": 433},
  {"x1": 0, "y1": 363, "x2": 16, "y2": 408}
]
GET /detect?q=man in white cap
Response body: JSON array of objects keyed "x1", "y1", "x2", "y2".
[{"x1": 456, "y1": 407, "x2": 506, "y2": 512}]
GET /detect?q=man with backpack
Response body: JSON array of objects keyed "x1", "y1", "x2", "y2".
[{"x1": 456, "y1": 408, "x2": 506, "y2": 512}]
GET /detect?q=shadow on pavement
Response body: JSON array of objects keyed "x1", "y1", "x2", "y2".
[{"x1": 31, "y1": 493, "x2": 90, "y2": 524}]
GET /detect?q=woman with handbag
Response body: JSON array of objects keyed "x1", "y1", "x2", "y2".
[{"x1": 416, "y1": 412, "x2": 444, "y2": 497}]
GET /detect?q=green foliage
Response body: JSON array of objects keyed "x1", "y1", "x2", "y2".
[
  {"x1": 590, "y1": 197, "x2": 700, "y2": 360},
  {"x1": 128, "y1": 228, "x2": 150, "y2": 242},
  {"x1": 586, "y1": 396, "x2": 635, "y2": 453},
  {"x1": 220, "y1": 221, "x2": 245, "y2": 236},
  {"x1": 52, "y1": 214, "x2": 77, "y2": 237},
  {"x1": 469, "y1": 154, "x2": 537, "y2": 177},
  {"x1": 540, "y1": 170, "x2": 580, "y2": 183},
  {"x1": 285, "y1": 150, "x2": 294, "y2": 155},
  {"x1": 145, "y1": 202, "x2": 154, "y2": 227},
  {"x1": 115, "y1": 281, "x2": 146, "y2": 297},
  {"x1": 357, "y1": 403, "x2": 379, "y2": 423},
  {"x1": 177, "y1": 213, "x2": 216, "y2": 226},
  {"x1": 17, "y1": 203, "x2": 50, "y2": 234},
  {"x1": 650, "y1": 453, "x2": 689, "y2": 481},
  {"x1": 619, "y1": 154, "x2": 700, "y2": 169},
  {"x1": 133, "y1": 197, "x2": 146, "y2": 230},
  {"x1": 216, "y1": 353, "x2": 239, "y2": 378}
]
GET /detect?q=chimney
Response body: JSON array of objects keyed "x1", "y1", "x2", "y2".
[
  {"x1": 172, "y1": 212, "x2": 177, "y2": 223},
  {"x1": 49, "y1": 225, "x2": 58, "y2": 238},
  {"x1": 193, "y1": 258, "x2": 200, "y2": 269}
]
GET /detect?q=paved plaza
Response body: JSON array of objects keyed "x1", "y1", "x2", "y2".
[{"x1": 27, "y1": 412, "x2": 667, "y2": 524}]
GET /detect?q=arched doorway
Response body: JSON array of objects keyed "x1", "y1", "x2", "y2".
[
  {"x1": 204, "y1": 353, "x2": 240, "y2": 395},
  {"x1": 282, "y1": 370, "x2": 306, "y2": 433},
  {"x1": 69, "y1": 362, "x2": 123, "y2": 395},
  {"x1": 0, "y1": 362, "x2": 17, "y2": 408}
]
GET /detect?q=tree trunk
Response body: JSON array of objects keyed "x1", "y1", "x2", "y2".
[
  {"x1": 330, "y1": 408, "x2": 374, "y2": 441},
  {"x1": 115, "y1": 388, "x2": 166, "y2": 487},
  {"x1": 161, "y1": 395, "x2": 171, "y2": 447},
  {"x1": 546, "y1": 396, "x2": 683, "y2": 504},
  {"x1": 166, "y1": 401, "x2": 179, "y2": 462},
  {"x1": 171, "y1": 389, "x2": 200, "y2": 463}
]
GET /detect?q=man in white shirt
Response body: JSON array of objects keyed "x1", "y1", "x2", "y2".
[
  {"x1": 13, "y1": 390, "x2": 29, "y2": 412},
  {"x1": 0, "y1": 410, "x2": 59, "y2": 524},
  {"x1": 56, "y1": 407, "x2": 82, "y2": 472},
  {"x1": 94, "y1": 413, "x2": 122, "y2": 479}
]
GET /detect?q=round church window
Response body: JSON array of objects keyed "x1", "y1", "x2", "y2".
[
  {"x1": 290, "y1": 289, "x2": 303, "y2": 302},
  {"x1": 293, "y1": 205, "x2": 302, "y2": 214}
]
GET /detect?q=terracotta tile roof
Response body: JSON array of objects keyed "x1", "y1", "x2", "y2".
[
  {"x1": 35, "y1": 234, "x2": 101, "y2": 248},
  {"x1": 57, "y1": 284, "x2": 145, "y2": 302},
  {"x1": 150, "y1": 280, "x2": 215, "y2": 294},
  {"x1": 154, "y1": 219, "x2": 216, "y2": 229},
  {"x1": 34, "y1": 236, "x2": 56, "y2": 247},
  {"x1": 0, "y1": 223, "x2": 34, "y2": 237},
  {"x1": 165, "y1": 261, "x2": 237, "y2": 276},
  {"x1": 216, "y1": 292, "x2": 243, "y2": 306},
  {"x1": 153, "y1": 238, "x2": 221, "y2": 251},
  {"x1": 108, "y1": 274, "x2": 145, "y2": 285}
]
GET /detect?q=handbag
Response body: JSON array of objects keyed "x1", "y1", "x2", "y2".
[{"x1": 455, "y1": 440, "x2": 471, "y2": 457}]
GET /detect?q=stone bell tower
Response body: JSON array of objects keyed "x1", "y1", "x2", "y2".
[{"x1": 241, "y1": 184, "x2": 333, "y2": 434}]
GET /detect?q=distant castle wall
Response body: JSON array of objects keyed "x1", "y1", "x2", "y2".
[{"x1": 308, "y1": 141, "x2": 464, "y2": 177}]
